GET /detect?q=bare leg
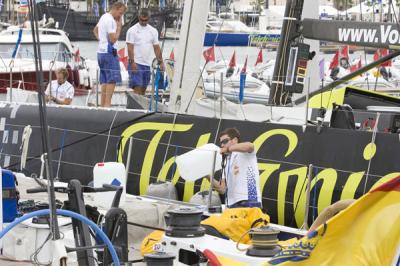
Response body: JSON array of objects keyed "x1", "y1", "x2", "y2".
[
  {"x1": 102, "y1": 83, "x2": 116, "y2": 107},
  {"x1": 100, "y1": 84, "x2": 107, "y2": 107},
  {"x1": 133, "y1": 86, "x2": 146, "y2": 95}
]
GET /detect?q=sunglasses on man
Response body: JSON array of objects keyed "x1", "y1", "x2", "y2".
[{"x1": 220, "y1": 138, "x2": 230, "y2": 146}]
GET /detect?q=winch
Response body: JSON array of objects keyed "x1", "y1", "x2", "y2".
[
  {"x1": 144, "y1": 252, "x2": 175, "y2": 266},
  {"x1": 246, "y1": 226, "x2": 281, "y2": 257},
  {"x1": 165, "y1": 207, "x2": 205, "y2": 238}
]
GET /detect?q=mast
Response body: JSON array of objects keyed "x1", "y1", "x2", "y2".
[
  {"x1": 268, "y1": 0, "x2": 305, "y2": 105},
  {"x1": 28, "y1": 0, "x2": 60, "y2": 240},
  {"x1": 168, "y1": 0, "x2": 210, "y2": 114}
]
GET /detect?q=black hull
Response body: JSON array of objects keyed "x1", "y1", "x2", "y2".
[{"x1": 1, "y1": 87, "x2": 400, "y2": 227}]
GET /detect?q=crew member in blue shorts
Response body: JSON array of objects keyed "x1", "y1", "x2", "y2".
[
  {"x1": 126, "y1": 8, "x2": 165, "y2": 95},
  {"x1": 93, "y1": 2, "x2": 126, "y2": 107}
]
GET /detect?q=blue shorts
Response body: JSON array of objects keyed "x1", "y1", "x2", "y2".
[
  {"x1": 97, "y1": 53, "x2": 121, "y2": 84},
  {"x1": 128, "y1": 63, "x2": 151, "y2": 88}
]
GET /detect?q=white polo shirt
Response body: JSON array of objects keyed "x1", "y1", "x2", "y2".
[
  {"x1": 97, "y1": 13, "x2": 117, "y2": 54},
  {"x1": 126, "y1": 23, "x2": 159, "y2": 66},
  {"x1": 45, "y1": 80, "x2": 74, "y2": 102},
  {"x1": 224, "y1": 151, "x2": 262, "y2": 206}
]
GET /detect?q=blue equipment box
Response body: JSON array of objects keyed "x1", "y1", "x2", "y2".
[{"x1": 2, "y1": 169, "x2": 18, "y2": 222}]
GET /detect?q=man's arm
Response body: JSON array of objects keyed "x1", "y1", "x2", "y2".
[
  {"x1": 227, "y1": 142, "x2": 255, "y2": 153},
  {"x1": 211, "y1": 178, "x2": 226, "y2": 194},
  {"x1": 54, "y1": 98, "x2": 72, "y2": 105},
  {"x1": 93, "y1": 25, "x2": 99, "y2": 40},
  {"x1": 127, "y1": 43, "x2": 137, "y2": 72},
  {"x1": 108, "y1": 19, "x2": 122, "y2": 44},
  {"x1": 153, "y1": 44, "x2": 165, "y2": 71}
]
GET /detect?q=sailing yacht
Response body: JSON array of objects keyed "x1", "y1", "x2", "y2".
[
  {"x1": 0, "y1": 0, "x2": 399, "y2": 264},
  {"x1": 0, "y1": 26, "x2": 92, "y2": 103}
]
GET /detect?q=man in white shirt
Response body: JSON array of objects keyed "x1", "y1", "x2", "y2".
[
  {"x1": 93, "y1": 2, "x2": 126, "y2": 107},
  {"x1": 126, "y1": 9, "x2": 165, "y2": 95},
  {"x1": 45, "y1": 68, "x2": 74, "y2": 105},
  {"x1": 212, "y1": 127, "x2": 262, "y2": 208}
]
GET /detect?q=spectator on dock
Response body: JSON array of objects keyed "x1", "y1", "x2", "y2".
[
  {"x1": 126, "y1": 8, "x2": 165, "y2": 95},
  {"x1": 45, "y1": 68, "x2": 74, "y2": 105},
  {"x1": 93, "y1": 1, "x2": 126, "y2": 107}
]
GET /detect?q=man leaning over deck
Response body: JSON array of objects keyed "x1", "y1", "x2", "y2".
[
  {"x1": 211, "y1": 127, "x2": 262, "y2": 208},
  {"x1": 126, "y1": 8, "x2": 165, "y2": 95},
  {"x1": 93, "y1": 2, "x2": 126, "y2": 107}
]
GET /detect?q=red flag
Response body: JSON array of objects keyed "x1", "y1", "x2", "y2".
[
  {"x1": 255, "y1": 48, "x2": 263, "y2": 66},
  {"x1": 118, "y1": 48, "x2": 128, "y2": 70},
  {"x1": 373, "y1": 49, "x2": 380, "y2": 61},
  {"x1": 374, "y1": 49, "x2": 392, "y2": 67},
  {"x1": 241, "y1": 56, "x2": 248, "y2": 73},
  {"x1": 228, "y1": 51, "x2": 236, "y2": 68},
  {"x1": 357, "y1": 56, "x2": 362, "y2": 69},
  {"x1": 203, "y1": 46, "x2": 215, "y2": 63},
  {"x1": 74, "y1": 48, "x2": 80, "y2": 63},
  {"x1": 350, "y1": 57, "x2": 362, "y2": 72},
  {"x1": 329, "y1": 51, "x2": 339, "y2": 70},
  {"x1": 381, "y1": 49, "x2": 392, "y2": 67},
  {"x1": 169, "y1": 49, "x2": 175, "y2": 61},
  {"x1": 340, "y1": 45, "x2": 349, "y2": 59}
]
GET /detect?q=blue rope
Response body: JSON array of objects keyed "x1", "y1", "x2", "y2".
[
  {"x1": 11, "y1": 29, "x2": 23, "y2": 59},
  {"x1": 154, "y1": 66, "x2": 161, "y2": 112},
  {"x1": 0, "y1": 209, "x2": 121, "y2": 266}
]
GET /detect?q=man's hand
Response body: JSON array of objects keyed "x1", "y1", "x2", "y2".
[
  {"x1": 131, "y1": 62, "x2": 138, "y2": 72},
  {"x1": 116, "y1": 18, "x2": 122, "y2": 28},
  {"x1": 220, "y1": 146, "x2": 229, "y2": 155},
  {"x1": 159, "y1": 61, "x2": 165, "y2": 72}
]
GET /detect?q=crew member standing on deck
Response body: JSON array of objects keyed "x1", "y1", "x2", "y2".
[
  {"x1": 93, "y1": 2, "x2": 126, "y2": 107},
  {"x1": 211, "y1": 128, "x2": 262, "y2": 208},
  {"x1": 126, "y1": 8, "x2": 165, "y2": 95}
]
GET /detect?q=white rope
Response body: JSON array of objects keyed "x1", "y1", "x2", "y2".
[
  {"x1": 102, "y1": 111, "x2": 119, "y2": 162},
  {"x1": 19, "y1": 125, "x2": 32, "y2": 171}
]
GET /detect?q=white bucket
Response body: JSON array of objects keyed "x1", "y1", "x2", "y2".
[
  {"x1": 93, "y1": 162, "x2": 126, "y2": 208},
  {"x1": 175, "y1": 143, "x2": 222, "y2": 182}
]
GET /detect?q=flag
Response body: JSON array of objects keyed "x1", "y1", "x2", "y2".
[
  {"x1": 239, "y1": 56, "x2": 247, "y2": 104},
  {"x1": 203, "y1": 46, "x2": 215, "y2": 63},
  {"x1": 350, "y1": 57, "x2": 362, "y2": 72},
  {"x1": 74, "y1": 48, "x2": 80, "y2": 63},
  {"x1": 228, "y1": 51, "x2": 236, "y2": 68},
  {"x1": 340, "y1": 45, "x2": 349, "y2": 59},
  {"x1": 169, "y1": 49, "x2": 175, "y2": 61},
  {"x1": 118, "y1": 48, "x2": 128, "y2": 70},
  {"x1": 374, "y1": 49, "x2": 392, "y2": 67},
  {"x1": 255, "y1": 48, "x2": 263, "y2": 66},
  {"x1": 319, "y1": 58, "x2": 325, "y2": 80},
  {"x1": 266, "y1": 175, "x2": 400, "y2": 266},
  {"x1": 329, "y1": 51, "x2": 339, "y2": 70}
]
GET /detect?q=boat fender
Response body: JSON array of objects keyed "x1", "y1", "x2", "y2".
[
  {"x1": 145, "y1": 181, "x2": 177, "y2": 200},
  {"x1": 79, "y1": 68, "x2": 90, "y2": 87}
]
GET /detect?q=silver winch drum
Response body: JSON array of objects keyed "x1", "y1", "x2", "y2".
[
  {"x1": 246, "y1": 226, "x2": 281, "y2": 257},
  {"x1": 164, "y1": 207, "x2": 205, "y2": 238}
]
